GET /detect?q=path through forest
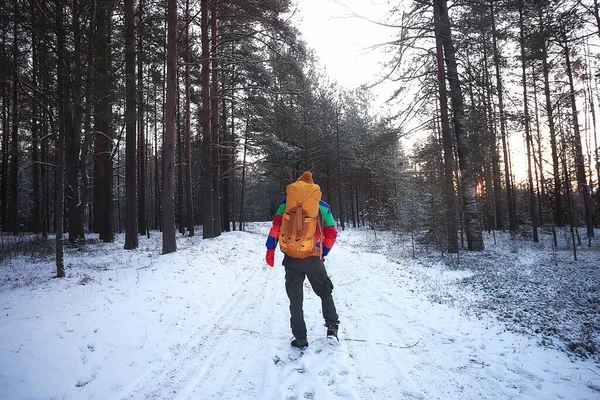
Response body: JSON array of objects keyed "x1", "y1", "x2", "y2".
[{"x1": 0, "y1": 224, "x2": 598, "y2": 399}]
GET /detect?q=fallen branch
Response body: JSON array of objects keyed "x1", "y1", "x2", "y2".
[
  {"x1": 339, "y1": 278, "x2": 362, "y2": 286},
  {"x1": 343, "y1": 338, "x2": 419, "y2": 349},
  {"x1": 214, "y1": 323, "x2": 260, "y2": 335}
]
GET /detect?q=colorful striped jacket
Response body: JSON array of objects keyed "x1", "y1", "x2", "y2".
[{"x1": 265, "y1": 198, "x2": 337, "y2": 257}]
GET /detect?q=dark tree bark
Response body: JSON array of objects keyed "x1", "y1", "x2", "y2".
[
  {"x1": 239, "y1": 119, "x2": 248, "y2": 231},
  {"x1": 531, "y1": 63, "x2": 546, "y2": 227},
  {"x1": 518, "y1": 3, "x2": 538, "y2": 242},
  {"x1": 184, "y1": 0, "x2": 194, "y2": 236},
  {"x1": 93, "y1": 0, "x2": 114, "y2": 242},
  {"x1": 1, "y1": 23, "x2": 7, "y2": 232},
  {"x1": 156, "y1": 41, "x2": 166, "y2": 233},
  {"x1": 220, "y1": 93, "x2": 229, "y2": 232},
  {"x1": 490, "y1": 0, "x2": 516, "y2": 235},
  {"x1": 30, "y1": 0, "x2": 41, "y2": 233},
  {"x1": 229, "y1": 75, "x2": 236, "y2": 231},
  {"x1": 40, "y1": 9, "x2": 49, "y2": 238},
  {"x1": 326, "y1": 158, "x2": 331, "y2": 204},
  {"x1": 562, "y1": 32, "x2": 594, "y2": 240},
  {"x1": 585, "y1": 44, "x2": 600, "y2": 200},
  {"x1": 177, "y1": 94, "x2": 184, "y2": 235},
  {"x1": 9, "y1": 0, "x2": 19, "y2": 235},
  {"x1": 349, "y1": 180, "x2": 356, "y2": 228},
  {"x1": 482, "y1": 42, "x2": 503, "y2": 231},
  {"x1": 124, "y1": 0, "x2": 138, "y2": 249},
  {"x1": 335, "y1": 106, "x2": 345, "y2": 230},
  {"x1": 201, "y1": 0, "x2": 214, "y2": 238},
  {"x1": 434, "y1": 0, "x2": 458, "y2": 253},
  {"x1": 538, "y1": 6, "x2": 563, "y2": 227},
  {"x1": 355, "y1": 177, "x2": 360, "y2": 228},
  {"x1": 66, "y1": 0, "x2": 84, "y2": 243},
  {"x1": 561, "y1": 129, "x2": 577, "y2": 260},
  {"x1": 56, "y1": 0, "x2": 66, "y2": 277},
  {"x1": 163, "y1": 0, "x2": 177, "y2": 254},
  {"x1": 79, "y1": 0, "x2": 95, "y2": 240},
  {"x1": 439, "y1": 0, "x2": 484, "y2": 251},
  {"x1": 211, "y1": 4, "x2": 221, "y2": 237},
  {"x1": 137, "y1": 0, "x2": 147, "y2": 236}
]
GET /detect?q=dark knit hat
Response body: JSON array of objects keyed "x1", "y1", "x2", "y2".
[{"x1": 297, "y1": 171, "x2": 314, "y2": 184}]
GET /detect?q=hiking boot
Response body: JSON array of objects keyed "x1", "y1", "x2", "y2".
[
  {"x1": 291, "y1": 337, "x2": 309, "y2": 350},
  {"x1": 326, "y1": 324, "x2": 339, "y2": 339}
]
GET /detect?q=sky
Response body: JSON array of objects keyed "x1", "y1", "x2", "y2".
[
  {"x1": 0, "y1": 223, "x2": 598, "y2": 399},
  {"x1": 292, "y1": 0, "x2": 397, "y2": 100},
  {"x1": 290, "y1": 0, "x2": 545, "y2": 183}
]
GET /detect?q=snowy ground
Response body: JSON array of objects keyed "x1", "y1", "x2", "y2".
[{"x1": 0, "y1": 223, "x2": 599, "y2": 399}]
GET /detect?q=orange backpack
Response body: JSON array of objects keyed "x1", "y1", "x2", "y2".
[{"x1": 279, "y1": 179, "x2": 323, "y2": 259}]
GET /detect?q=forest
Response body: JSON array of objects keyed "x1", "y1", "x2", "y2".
[{"x1": 1, "y1": 0, "x2": 599, "y2": 269}]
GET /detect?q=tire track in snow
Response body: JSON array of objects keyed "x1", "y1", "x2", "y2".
[
  {"x1": 174, "y1": 266, "x2": 281, "y2": 400},
  {"x1": 116, "y1": 236, "x2": 280, "y2": 400}
]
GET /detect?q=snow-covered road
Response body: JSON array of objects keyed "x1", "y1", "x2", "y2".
[{"x1": 0, "y1": 224, "x2": 598, "y2": 399}]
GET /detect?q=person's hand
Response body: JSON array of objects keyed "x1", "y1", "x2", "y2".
[{"x1": 266, "y1": 249, "x2": 275, "y2": 267}]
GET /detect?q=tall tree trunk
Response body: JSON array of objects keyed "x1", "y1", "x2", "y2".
[
  {"x1": 1, "y1": 23, "x2": 7, "y2": 232},
  {"x1": 591, "y1": 39, "x2": 600, "y2": 196},
  {"x1": 156, "y1": 43, "x2": 166, "y2": 232},
  {"x1": 221, "y1": 94, "x2": 229, "y2": 232},
  {"x1": 239, "y1": 118, "x2": 249, "y2": 231},
  {"x1": 56, "y1": 0, "x2": 66, "y2": 277},
  {"x1": 66, "y1": 0, "x2": 84, "y2": 242},
  {"x1": 439, "y1": 0, "x2": 484, "y2": 251},
  {"x1": 116, "y1": 145, "x2": 122, "y2": 234},
  {"x1": 434, "y1": 0, "x2": 458, "y2": 253},
  {"x1": 93, "y1": 0, "x2": 114, "y2": 242},
  {"x1": 137, "y1": 0, "x2": 147, "y2": 236},
  {"x1": 561, "y1": 128, "x2": 577, "y2": 260},
  {"x1": 519, "y1": 4, "x2": 538, "y2": 242},
  {"x1": 211, "y1": 4, "x2": 221, "y2": 237},
  {"x1": 177, "y1": 97, "x2": 184, "y2": 235},
  {"x1": 355, "y1": 177, "x2": 360, "y2": 227},
  {"x1": 40, "y1": 11, "x2": 49, "y2": 238},
  {"x1": 30, "y1": 0, "x2": 41, "y2": 233},
  {"x1": 184, "y1": 0, "x2": 194, "y2": 236},
  {"x1": 230, "y1": 76, "x2": 237, "y2": 231},
  {"x1": 303, "y1": 106, "x2": 308, "y2": 169},
  {"x1": 335, "y1": 106, "x2": 345, "y2": 230},
  {"x1": 163, "y1": 0, "x2": 177, "y2": 253},
  {"x1": 79, "y1": 0, "x2": 95, "y2": 239},
  {"x1": 124, "y1": 0, "x2": 138, "y2": 249},
  {"x1": 483, "y1": 42, "x2": 503, "y2": 231},
  {"x1": 562, "y1": 34, "x2": 594, "y2": 240},
  {"x1": 326, "y1": 158, "x2": 332, "y2": 204},
  {"x1": 201, "y1": 0, "x2": 213, "y2": 238},
  {"x1": 152, "y1": 66, "x2": 159, "y2": 231},
  {"x1": 595, "y1": 74, "x2": 600, "y2": 196},
  {"x1": 349, "y1": 180, "x2": 356, "y2": 228},
  {"x1": 539, "y1": 6, "x2": 563, "y2": 227},
  {"x1": 10, "y1": 0, "x2": 19, "y2": 235},
  {"x1": 490, "y1": 0, "x2": 516, "y2": 234},
  {"x1": 531, "y1": 62, "x2": 545, "y2": 227}
]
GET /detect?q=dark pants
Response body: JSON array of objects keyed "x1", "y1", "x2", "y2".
[{"x1": 283, "y1": 255, "x2": 339, "y2": 339}]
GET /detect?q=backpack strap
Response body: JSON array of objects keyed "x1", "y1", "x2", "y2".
[{"x1": 317, "y1": 209, "x2": 324, "y2": 260}]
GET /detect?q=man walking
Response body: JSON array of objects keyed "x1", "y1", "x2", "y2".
[{"x1": 265, "y1": 171, "x2": 339, "y2": 349}]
